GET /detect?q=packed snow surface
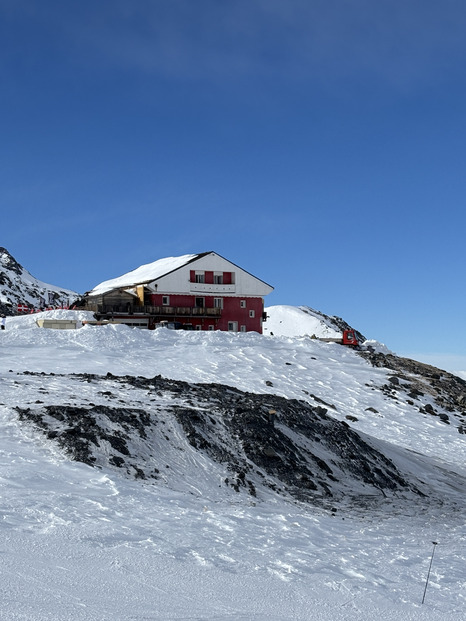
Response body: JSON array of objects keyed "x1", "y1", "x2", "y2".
[{"x1": 0, "y1": 311, "x2": 465, "y2": 620}]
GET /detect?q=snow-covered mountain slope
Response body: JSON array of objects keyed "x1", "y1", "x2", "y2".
[
  {"x1": 264, "y1": 304, "x2": 367, "y2": 343},
  {"x1": 1, "y1": 312, "x2": 466, "y2": 619},
  {"x1": 0, "y1": 247, "x2": 78, "y2": 314}
]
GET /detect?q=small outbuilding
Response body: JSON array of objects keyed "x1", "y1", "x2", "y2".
[{"x1": 36, "y1": 319, "x2": 80, "y2": 330}]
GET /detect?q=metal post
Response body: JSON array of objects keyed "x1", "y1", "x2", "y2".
[{"x1": 421, "y1": 541, "x2": 438, "y2": 604}]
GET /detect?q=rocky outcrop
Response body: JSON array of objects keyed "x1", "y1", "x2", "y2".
[
  {"x1": 15, "y1": 371, "x2": 426, "y2": 509},
  {"x1": 359, "y1": 350, "x2": 466, "y2": 432}
]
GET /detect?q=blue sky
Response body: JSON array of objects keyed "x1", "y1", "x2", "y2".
[{"x1": 1, "y1": 1, "x2": 465, "y2": 372}]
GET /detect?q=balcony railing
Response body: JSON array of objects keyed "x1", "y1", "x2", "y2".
[{"x1": 88, "y1": 303, "x2": 221, "y2": 317}]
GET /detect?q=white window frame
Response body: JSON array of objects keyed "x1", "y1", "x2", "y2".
[
  {"x1": 228, "y1": 321, "x2": 238, "y2": 332},
  {"x1": 162, "y1": 296, "x2": 170, "y2": 306},
  {"x1": 195, "y1": 271, "x2": 205, "y2": 283},
  {"x1": 240, "y1": 325, "x2": 247, "y2": 332},
  {"x1": 240, "y1": 300, "x2": 246, "y2": 308},
  {"x1": 249, "y1": 310, "x2": 255, "y2": 318},
  {"x1": 213, "y1": 297, "x2": 223, "y2": 309},
  {"x1": 214, "y1": 273, "x2": 223, "y2": 284}
]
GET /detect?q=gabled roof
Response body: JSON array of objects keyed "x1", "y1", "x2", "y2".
[
  {"x1": 88, "y1": 253, "x2": 206, "y2": 296},
  {"x1": 87, "y1": 251, "x2": 273, "y2": 297}
]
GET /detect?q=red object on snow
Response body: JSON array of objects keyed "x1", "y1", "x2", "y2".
[{"x1": 342, "y1": 329, "x2": 359, "y2": 347}]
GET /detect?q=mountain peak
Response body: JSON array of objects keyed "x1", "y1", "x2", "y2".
[
  {"x1": 0, "y1": 247, "x2": 78, "y2": 315},
  {"x1": 0, "y1": 247, "x2": 23, "y2": 276}
]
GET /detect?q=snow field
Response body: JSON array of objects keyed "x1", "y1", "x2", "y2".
[
  {"x1": 0, "y1": 312, "x2": 465, "y2": 619},
  {"x1": 1, "y1": 405, "x2": 465, "y2": 620}
]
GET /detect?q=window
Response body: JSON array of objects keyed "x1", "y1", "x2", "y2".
[
  {"x1": 208, "y1": 325, "x2": 215, "y2": 331},
  {"x1": 240, "y1": 300, "x2": 246, "y2": 308},
  {"x1": 162, "y1": 296, "x2": 170, "y2": 306},
  {"x1": 195, "y1": 325, "x2": 202, "y2": 331},
  {"x1": 228, "y1": 321, "x2": 238, "y2": 332},
  {"x1": 195, "y1": 297, "x2": 205, "y2": 308},
  {"x1": 214, "y1": 273, "x2": 223, "y2": 284},
  {"x1": 213, "y1": 298, "x2": 223, "y2": 309},
  {"x1": 240, "y1": 325, "x2": 247, "y2": 332},
  {"x1": 249, "y1": 310, "x2": 255, "y2": 318},
  {"x1": 195, "y1": 272, "x2": 205, "y2": 283}
]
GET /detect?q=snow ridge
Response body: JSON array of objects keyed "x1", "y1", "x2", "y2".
[{"x1": 264, "y1": 304, "x2": 366, "y2": 342}]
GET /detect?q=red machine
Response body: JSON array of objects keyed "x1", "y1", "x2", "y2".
[
  {"x1": 314, "y1": 329, "x2": 359, "y2": 348},
  {"x1": 341, "y1": 329, "x2": 359, "y2": 346}
]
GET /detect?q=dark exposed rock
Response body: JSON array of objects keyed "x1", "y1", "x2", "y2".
[
  {"x1": 359, "y1": 350, "x2": 466, "y2": 430},
  {"x1": 16, "y1": 403, "x2": 150, "y2": 469},
  {"x1": 408, "y1": 390, "x2": 423, "y2": 400},
  {"x1": 14, "y1": 371, "x2": 426, "y2": 509},
  {"x1": 308, "y1": 393, "x2": 337, "y2": 410}
]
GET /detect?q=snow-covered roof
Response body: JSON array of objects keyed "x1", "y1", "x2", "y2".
[{"x1": 88, "y1": 254, "x2": 201, "y2": 296}]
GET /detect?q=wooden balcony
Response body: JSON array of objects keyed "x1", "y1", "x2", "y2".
[{"x1": 88, "y1": 303, "x2": 221, "y2": 318}]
